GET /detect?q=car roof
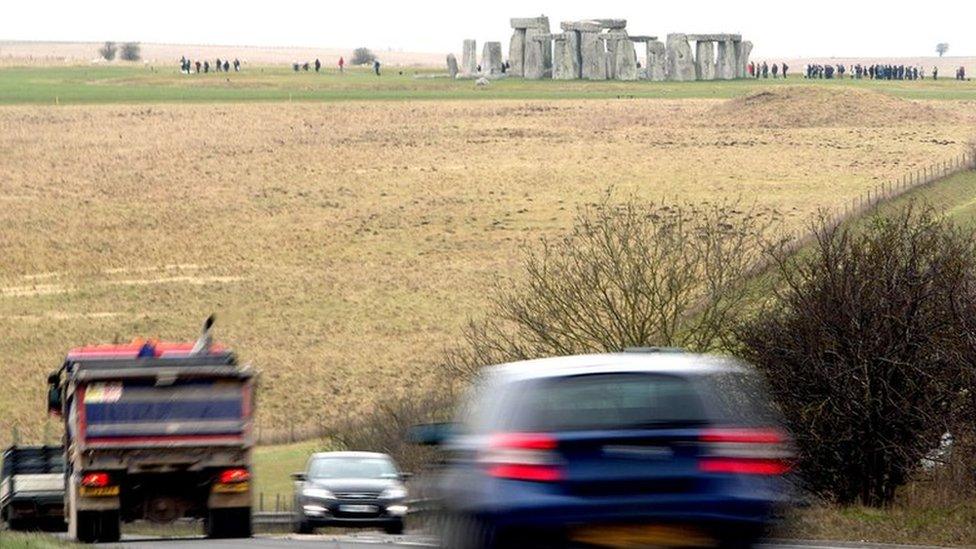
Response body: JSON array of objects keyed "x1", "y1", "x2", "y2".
[
  {"x1": 487, "y1": 352, "x2": 748, "y2": 383},
  {"x1": 309, "y1": 451, "x2": 392, "y2": 460}
]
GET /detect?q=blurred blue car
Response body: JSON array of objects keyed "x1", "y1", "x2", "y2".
[{"x1": 415, "y1": 350, "x2": 793, "y2": 549}]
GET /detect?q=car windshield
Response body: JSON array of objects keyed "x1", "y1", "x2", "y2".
[
  {"x1": 508, "y1": 373, "x2": 708, "y2": 431},
  {"x1": 308, "y1": 456, "x2": 397, "y2": 480}
]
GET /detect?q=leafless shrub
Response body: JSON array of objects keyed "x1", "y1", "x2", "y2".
[
  {"x1": 736, "y1": 203, "x2": 976, "y2": 506},
  {"x1": 119, "y1": 42, "x2": 141, "y2": 62},
  {"x1": 351, "y1": 47, "x2": 376, "y2": 66},
  {"x1": 99, "y1": 41, "x2": 117, "y2": 61},
  {"x1": 445, "y1": 194, "x2": 776, "y2": 378},
  {"x1": 329, "y1": 385, "x2": 458, "y2": 473}
]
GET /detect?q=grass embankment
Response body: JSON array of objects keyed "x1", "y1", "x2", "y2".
[
  {"x1": 1, "y1": 65, "x2": 976, "y2": 105},
  {"x1": 0, "y1": 531, "x2": 73, "y2": 548}
]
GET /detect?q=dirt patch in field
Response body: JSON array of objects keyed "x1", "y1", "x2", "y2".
[{"x1": 709, "y1": 87, "x2": 954, "y2": 128}]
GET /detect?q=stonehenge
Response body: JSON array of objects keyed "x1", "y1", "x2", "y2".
[
  {"x1": 461, "y1": 39, "x2": 477, "y2": 77},
  {"x1": 446, "y1": 54, "x2": 459, "y2": 79},
  {"x1": 482, "y1": 42, "x2": 504, "y2": 75},
  {"x1": 460, "y1": 16, "x2": 753, "y2": 82}
]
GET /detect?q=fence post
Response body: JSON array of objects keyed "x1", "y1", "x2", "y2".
[{"x1": 260, "y1": 492, "x2": 264, "y2": 512}]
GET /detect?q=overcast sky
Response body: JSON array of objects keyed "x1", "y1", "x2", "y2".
[{"x1": 2, "y1": 0, "x2": 974, "y2": 59}]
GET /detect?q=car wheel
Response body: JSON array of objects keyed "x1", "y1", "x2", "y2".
[
  {"x1": 384, "y1": 519, "x2": 404, "y2": 535},
  {"x1": 293, "y1": 516, "x2": 314, "y2": 534},
  {"x1": 439, "y1": 513, "x2": 497, "y2": 549}
]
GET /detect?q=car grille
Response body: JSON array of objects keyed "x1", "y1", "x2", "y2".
[{"x1": 334, "y1": 491, "x2": 382, "y2": 500}]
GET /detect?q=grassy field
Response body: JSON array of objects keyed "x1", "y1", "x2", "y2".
[
  {"x1": 2, "y1": 65, "x2": 976, "y2": 105},
  {"x1": 0, "y1": 78, "x2": 974, "y2": 445}
]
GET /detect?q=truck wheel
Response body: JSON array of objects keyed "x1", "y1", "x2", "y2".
[
  {"x1": 73, "y1": 511, "x2": 100, "y2": 544},
  {"x1": 98, "y1": 510, "x2": 121, "y2": 543},
  {"x1": 206, "y1": 507, "x2": 252, "y2": 539}
]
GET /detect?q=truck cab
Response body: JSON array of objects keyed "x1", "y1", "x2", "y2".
[
  {"x1": 47, "y1": 328, "x2": 256, "y2": 543},
  {"x1": 1, "y1": 445, "x2": 66, "y2": 531}
]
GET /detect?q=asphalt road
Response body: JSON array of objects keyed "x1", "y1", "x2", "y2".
[{"x1": 101, "y1": 533, "x2": 947, "y2": 549}]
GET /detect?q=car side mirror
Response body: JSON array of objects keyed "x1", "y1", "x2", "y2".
[
  {"x1": 408, "y1": 422, "x2": 456, "y2": 446},
  {"x1": 46, "y1": 371, "x2": 63, "y2": 416},
  {"x1": 291, "y1": 472, "x2": 307, "y2": 481},
  {"x1": 399, "y1": 472, "x2": 413, "y2": 482}
]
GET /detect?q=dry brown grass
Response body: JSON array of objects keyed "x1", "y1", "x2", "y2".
[{"x1": 0, "y1": 94, "x2": 973, "y2": 444}]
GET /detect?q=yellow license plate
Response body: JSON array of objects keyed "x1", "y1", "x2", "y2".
[
  {"x1": 571, "y1": 524, "x2": 715, "y2": 548},
  {"x1": 212, "y1": 481, "x2": 249, "y2": 493},
  {"x1": 79, "y1": 486, "x2": 120, "y2": 497}
]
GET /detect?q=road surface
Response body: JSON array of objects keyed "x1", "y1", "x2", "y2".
[{"x1": 101, "y1": 533, "x2": 947, "y2": 549}]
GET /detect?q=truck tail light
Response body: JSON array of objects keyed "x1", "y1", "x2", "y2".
[
  {"x1": 218, "y1": 468, "x2": 250, "y2": 484},
  {"x1": 698, "y1": 427, "x2": 793, "y2": 476},
  {"x1": 483, "y1": 433, "x2": 564, "y2": 482},
  {"x1": 81, "y1": 472, "x2": 111, "y2": 487}
]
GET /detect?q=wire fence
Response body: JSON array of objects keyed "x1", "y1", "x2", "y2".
[{"x1": 779, "y1": 149, "x2": 976, "y2": 255}]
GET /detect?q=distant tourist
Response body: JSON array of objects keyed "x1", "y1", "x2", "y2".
[
  {"x1": 233, "y1": 58, "x2": 241, "y2": 72},
  {"x1": 374, "y1": 59, "x2": 381, "y2": 76},
  {"x1": 303, "y1": 62, "x2": 310, "y2": 71},
  {"x1": 195, "y1": 60, "x2": 202, "y2": 73},
  {"x1": 338, "y1": 56, "x2": 345, "y2": 73},
  {"x1": 771, "y1": 63, "x2": 779, "y2": 78},
  {"x1": 223, "y1": 60, "x2": 230, "y2": 72},
  {"x1": 933, "y1": 67, "x2": 938, "y2": 80},
  {"x1": 781, "y1": 62, "x2": 788, "y2": 78},
  {"x1": 215, "y1": 58, "x2": 222, "y2": 72},
  {"x1": 204, "y1": 60, "x2": 210, "y2": 73},
  {"x1": 314, "y1": 58, "x2": 321, "y2": 72}
]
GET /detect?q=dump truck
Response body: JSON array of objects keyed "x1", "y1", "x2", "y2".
[
  {"x1": 46, "y1": 318, "x2": 257, "y2": 543},
  {"x1": 1, "y1": 445, "x2": 66, "y2": 531}
]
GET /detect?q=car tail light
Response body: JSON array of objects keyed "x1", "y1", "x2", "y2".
[
  {"x1": 482, "y1": 433, "x2": 563, "y2": 482},
  {"x1": 81, "y1": 472, "x2": 111, "y2": 487},
  {"x1": 698, "y1": 427, "x2": 793, "y2": 476},
  {"x1": 218, "y1": 468, "x2": 251, "y2": 484}
]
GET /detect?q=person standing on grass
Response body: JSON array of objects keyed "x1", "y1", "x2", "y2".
[
  {"x1": 215, "y1": 58, "x2": 222, "y2": 72},
  {"x1": 781, "y1": 62, "x2": 788, "y2": 79},
  {"x1": 195, "y1": 60, "x2": 201, "y2": 73},
  {"x1": 933, "y1": 67, "x2": 938, "y2": 80},
  {"x1": 373, "y1": 59, "x2": 381, "y2": 76},
  {"x1": 234, "y1": 58, "x2": 240, "y2": 72},
  {"x1": 771, "y1": 63, "x2": 779, "y2": 78},
  {"x1": 338, "y1": 56, "x2": 345, "y2": 73},
  {"x1": 223, "y1": 60, "x2": 229, "y2": 72},
  {"x1": 204, "y1": 60, "x2": 210, "y2": 73},
  {"x1": 314, "y1": 58, "x2": 321, "y2": 72}
]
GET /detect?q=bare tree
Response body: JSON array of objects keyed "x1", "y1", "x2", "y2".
[
  {"x1": 351, "y1": 47, "x2": 376, "y2": 66},
  {"x1": 98, "y1": 41, "x2": 117, "y2": 61},
  {"x1": 937, "y1": 43, "x2": 950, "y2": 57},
  {"x1": 736, "y1": 204, "x2": 976, "y2": 506},
  {"x1": 119, "y1": 42, "x2": 141, "y2": 62},
  {"x1": 446, "y1": 195, "x2": 776, "y2": 378}
]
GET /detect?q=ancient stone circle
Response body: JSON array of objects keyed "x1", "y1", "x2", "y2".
[{"x1": 453, "y1": 16, "x2": 752, "y2": 82}]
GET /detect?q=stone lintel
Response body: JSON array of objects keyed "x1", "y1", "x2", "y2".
[
  {"x1": 511, "y1": 17, "x2": 550, "y2": 29},
  {"x1": 685, "y1": 33, "x2": 742, "y2": 42},
  {"x1": 531, "y1": 34, "x2": 555, "y2": 42},
  {"x1": 627, "y1": 35, "x2": 657, "y2": 42},
  {"x1": 591, "y1": 18, "x2": 627, "y2": 29},
  {"x1": 560, "y1": 21, "x2": 603, "y2": 32}
]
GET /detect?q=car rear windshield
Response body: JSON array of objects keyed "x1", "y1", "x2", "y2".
[
  {"x1": 308, "y1": 457, "x2": 397, "y2": 480},
  {"x1": 506, "y1": 373, "x2": 708, "y2": 432},
  {"x1": 700, "y1": 370, "x2": 781, "y2": 426}
]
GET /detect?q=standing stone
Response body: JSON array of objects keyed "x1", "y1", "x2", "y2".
[
  {"x1": 645, "y1": 40, "x2": 667, "y2": 81},
  {"x1": 461, "y1": 39, "x2": 478, "y2": 76},
  {"x1": 552, "y1": 32, "x2": 581, "y2": 80},
  {"x1": 580, "y1": 31, "x2": 607, "y2": 80},
  {"x1": 715, "y1": 39, "x2": 736, "y2": 80},
  {"x1": 446, "y1": 53, "x2": 459, "y2": 79},
  {"x1": 612, "y1": 37, "x2": 638, "y2": 81},
  {"x1": 666, "y1": 34, "x2": 696, "y2": 81},
  {"x1": 509, "y1": 29, "x2": 526, "y2": 77},
  {"x1": 695, "y1": 41, "x2": 716, "y2": 80},
  {"x1": 524, "y1": 23, "x2": 553, "y2": 79},
  {"x1": 482, "y1": 42, "x2": 503, "y2": 75},
  {"x1": 736, "y1": 40, "x2": 753, "y2": 79}
]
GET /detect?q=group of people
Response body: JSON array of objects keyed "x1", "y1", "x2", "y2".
[
  {"x1": 179, "y1": 56, "x2": 241, "y2": 74},
  {"x1": 289, "y1": 57, "x2": 380, "y2": 75},
  {"x1": 803, "y1": 63, "x2": 969, "y2": 81},
  {"x1": 748, "y1": 62, "x2": 789, "y2": 79}
]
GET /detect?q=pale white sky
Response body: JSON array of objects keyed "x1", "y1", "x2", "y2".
[{"x1": 2, "y1": 0, "x2": 974, "y2": 59}]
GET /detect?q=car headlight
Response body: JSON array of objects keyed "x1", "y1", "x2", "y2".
[
  {"x1": 302, "y1": 487, "x2": 336, "y2": 500},
  {"x1": 380, "y1": 486, "x2": 407, "y2": 499}
]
